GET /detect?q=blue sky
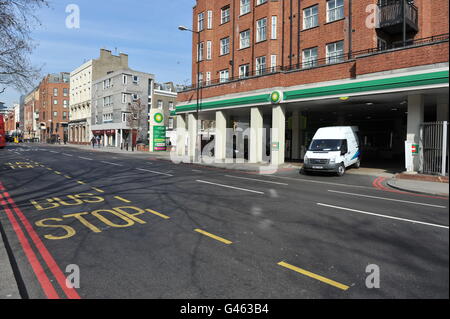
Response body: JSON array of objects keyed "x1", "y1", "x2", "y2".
[{"x1": 1, "y1": 0, "x2": 195, "y2": 106}]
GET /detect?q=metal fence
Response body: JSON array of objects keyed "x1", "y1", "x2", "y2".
[{"x1": 420, "y1": 121, "x2": 449, "y2": 176}]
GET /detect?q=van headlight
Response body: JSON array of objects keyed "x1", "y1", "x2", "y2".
[
  {"x1": 304, "y1": 156, "x2": 309, "y2": 164},
  {"x1": 329, "y1": 158, "x2": 336, "y2": 164}
]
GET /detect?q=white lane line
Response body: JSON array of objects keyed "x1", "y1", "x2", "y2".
[
  {"x1": 328, "y1": 190, "x2": 447, "y2": 209},
  {"x1": 197, "y1": 180, "x2": 265, "y2": 195},
  {"x1": 49, "y1": 151, "x2": 58, "y2": 154},
  {"x1": 101, "y1": 161, "x2": 123, "y2": 167},
  {"x1": 317, "y1": 203, "x2": 449, "y2": 230},
  {"x1": 79, "y1": 157, "x2": 93, "y2": 161},
  {"x1": 269, "y1": 175, "x2": 374, "y2": 190},
  {"x1": 192, "y1": 169, "x2": 202, "y2": 172},
  {"x1": 136, "y1": 168, "x2": 173, "y2": 177},
  {"x1": 62, "y1": 153, "x2": 73, "y2": 157},
  {"x1": 225, "y1": 174, "x2": 289, "y2": 186}
]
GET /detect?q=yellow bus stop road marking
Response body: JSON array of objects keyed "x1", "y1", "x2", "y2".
[
  {"x1": 145, "y1": 209, "x2": 170, "y2": 220},
  {"x1": 194, "y1": 229, "x2": 233, "y2": 245},
  {"x1": 92, "y1": 187, "x2": 104, "y2": 193},
  {"x1": 64, "y1": 175, "x2": 72, "y2": 179},
  {"x1": 54, "y1": 171, "x2": 62, "y2": 175},
  {"x1": 277, "y1": 261, "x2": 350, "y2": 291},
  {"x1": 114, "y1": 196, "x2": 131, "y2": 203}
]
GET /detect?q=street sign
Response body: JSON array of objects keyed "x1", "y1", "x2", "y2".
[{"x1": 153, "y1": 126, "x2": 166, "y2": 151}]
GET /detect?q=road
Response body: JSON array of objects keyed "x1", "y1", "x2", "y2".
[{"x1": 0, "y1": 144, "x2": 448, "y2": 299}]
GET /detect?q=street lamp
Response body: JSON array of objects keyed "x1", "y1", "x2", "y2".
[{"x1": 178, "y1": 25, "x2": 201, "y2": 162}]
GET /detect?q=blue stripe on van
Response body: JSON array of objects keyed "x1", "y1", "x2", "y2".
[{"x1": 351, "y1": 150, "x2": 361, "y2": 161}]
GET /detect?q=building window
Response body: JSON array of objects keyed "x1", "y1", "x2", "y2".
[
  {"x1": 169, "y1": 102, "x2": 175, "y2": 111},
  {"x1": 53, "y1": 111, "x2": 58, "y2": 117},
  {"x1": 303, "y1": 5, "x2": 319, "y2": 29},
  {"x1": 327, "y1": 0, "x2": 344, "y2": 23},
  {"x1": 240, "y1": 0, "x2": 250, "y2": 15},
  {"x1": 122, "y1": 93, "x2": 127, "y2": 104},
  {"x1": 256, "y1": 56, "x2": 266, "y2": 75},
  {"x1": 271, "y1": 16, "x2": 277, "y2": 39},
  {"x1": 63, "y1": 88, "x2": 68, "y2": 97},
  {"x1": 103, "y1": 79, "x2": 112, "y2": 89},
  {"x1": 63, "y1": 112, "x2": 67, "y2": 120},
  {"x1": 198, "y1": 12, "x2": 204, "y2": 31},
  {"x1": 377, "y1": 38, "x2": 388, "y2": 51},
  {"x1": 221, "y1": 6, "x2": 230, "y2": 24},
  {"x1": 103, "y1": 96, "x2": 112, "y2": 107},
  {"x1": 207, "y1": 41, "x2": 212, "y2": 60},
  {"x1": 63, "y1": 100, "x2": 69, "y2": 108},
  {"x1": 219, "y1": 70, "x2": 229, "y2": 83},
  {"x1": 256, "y1": 18, "x2": 267, "y2": 42},
  {"x1": 132, "y1": 94, "x2": 139, "y2": 101},
  {"x1": 53, "y1": 99, "x2": 58, "y2": 105},
  {"x1": 123, "y1": 75, "x2": 128, "y2": 84},
  {"x1": 256, "y1": 0, "x2": 267, "y2": 5},
  {"x1": 168, "y1": 118, "x2": 174, "y2": 129},
  {"x1": 207, "y1": 10, "x2": 213, "y2": 29},
  {"x1": 132, "y1": 75, "x2": 139, "y2": 84},
  {"x1": 270, "y1": 55, "x2": 277, "y2": 72},
  {"x1": 53, "y1": 88, "x2": 58, "y2": 96},
  {"x1": 220, "y1": 37, "x2": 230, "y2": 55},
  {"x1": 240, "y1": 30, "x2": 250, "y2": 49},
  {"x1": 239, "y1": 64, "x2": 250, "y2": 78},
  {"x1": 157, "y1": 100, "x2": 163, "y2": 109},
  {"x1": 198, "y1": 72, "x2": 203, "y2": 86},
  {"x1": 198, "y1": 42, "x2": 204, "y2": 61},
  {"x1": 206, "y1": 72, "x2": 211, "y2": 85},
  {"x1": 122, "y1": 112, "x2": 128, "y2": 123},
  {"x1": 302, "y1": 47, "x2": 318, "y2": 68},
  {"x1": 326, "y1": 41, "x2": 345, "y2": 64}
]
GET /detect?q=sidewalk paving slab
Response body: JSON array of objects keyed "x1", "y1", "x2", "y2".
[{"x1": 0, "y1": 230, "x2": 21, "y2": 299}]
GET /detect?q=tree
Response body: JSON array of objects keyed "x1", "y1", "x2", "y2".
[
  {"x1": 0, "y1": 0, "x2": 48, "y2": 94},
  {"x1": 125, "y1": 98, "x2": 146, "y2": 151}
]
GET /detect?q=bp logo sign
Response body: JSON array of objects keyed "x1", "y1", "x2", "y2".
[
  {"x1": 154, "y1": 113, "x2": 164, "y2": 124},
  {"x1": 270, "y1": 91, "x2": 282, "y2": 104}
]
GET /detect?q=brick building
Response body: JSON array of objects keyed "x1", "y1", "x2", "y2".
[
  {"x1": 176, "y1": 0, "x2": 449, "y2": 175},
  {"x1": 36, "y1": 73, "x2": 71, "y2": 143}
]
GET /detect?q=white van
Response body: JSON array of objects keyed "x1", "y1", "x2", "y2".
[{"x1": 302, "y1": 126, "x2": 361, "y2": 176}]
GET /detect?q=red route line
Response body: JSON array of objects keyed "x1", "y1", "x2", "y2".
[
  {"x1": 0, "y1": 193, "x2": 60, "y2": 299},
  {"x1": 372, "y1": 177, "x2": 448, "y2": 200},
  {"x1": 2, "y1": 190, "x2": 81, "y2": 299}
]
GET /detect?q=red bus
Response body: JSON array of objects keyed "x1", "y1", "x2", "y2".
[{"x1": 0, "y1": 115, "x2": 6, "y2": 149}]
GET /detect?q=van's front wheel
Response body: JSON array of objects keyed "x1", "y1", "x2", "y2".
[{"x1": 337, "y1": 164, "x2": 346, "y2": 176}]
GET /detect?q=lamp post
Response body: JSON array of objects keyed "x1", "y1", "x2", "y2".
[{"x1": 178, "y1": 25, "x2": 201, "y2": 162}]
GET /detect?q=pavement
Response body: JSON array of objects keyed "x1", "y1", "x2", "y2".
[
  {"x1": 0, "y1": 228, "x2": 21, "y2": 299},
  {"x1": 387, "y1": 179, "x2": 449, "y2": 197},
  {"x1": 0, "y1": 142, "x2": 448, "y2": 299}
]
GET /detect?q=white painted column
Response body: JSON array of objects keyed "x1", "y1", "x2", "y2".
[
  {"x1": 437, "y1": 94, "x2": 449, "y2": 122},
  {"x1": 115, "y1": 130, "x2": 118, "y2": 148},
  {"x1": 406, "y1": 94, "x2": 424, "y2": 173},
  {"x1": 250, "y1": 107, "x2": 264, "y2": 163},
  {"x1": 291, "y1": 110, "x2": 300, "y2": 160},
  {"x1": 271, "y1": 105, "x2": 286, "y2": 166},
  {"x1": 188, "y1": 113, "x2": 198, "y2": 160},
  {"x1": 176, "y1": 115, "x2": 187, "y2": 157},
  {"x1": 215, "y1": 111, "x2": 227, "y2": 162}
]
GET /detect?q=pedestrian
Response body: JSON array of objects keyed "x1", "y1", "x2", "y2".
[
  {"x1": 96, "y1": 135, "x2": 101, "y2": 148},
  {"x1": 91, "y1": 136, "x2": 96, "y2": 149}
]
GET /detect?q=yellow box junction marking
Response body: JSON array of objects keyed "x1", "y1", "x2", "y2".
[
  {"x1": 277, "y1": 261, "x2": 350, "y2": 291},
  {"x1": 194, "y1": 229, "x2": 232, "y2": 245},
  {"x1": 114, "y1": 196, "x2": 131, "y2": 203},
  {"x1": 145, "y1": 209, "x2": 170, "y2": 220}
]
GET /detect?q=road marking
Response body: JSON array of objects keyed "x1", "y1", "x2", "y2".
[
  {"x1": 136, "y1": 168, "x2": 173, "y2": 177},
  {"x1": 278, "y1": 261, "x2": 349, "y2": 291},
  {"x1": 145, "y1": 209, "x2": 170, "y2": 220},
  {"x1": 317, "y1": 203, "x2": 449, "y2": 230},
  {"x1": 114, "y1": 196, "x2": 131, "y2": 203},
  {"x1": 79, "y1": 157, "x2": 93, "y2": 161},
  {"x1": 225, "y1": 175, "x2": 289, "y2": 186},
  {"x1": 62, "y1": 153, "x2": 73, "y2": 157},
  {"x1": 47, "y1": 168, "x2": 53, "y2": 171},
  {"x1": 64, "y1": 175, "x2": 72, "y2": 179},
  {"x1": 192, "y1": 169, "x2": 202, "y2": 172},
  {"x1": 268, "y1": 175, "x2": 374, "y2": 190},
  {"x1": 196, "y1": 180, "x2": 264, "y2": 195},
  {"x1": 54, "y1": 171, "x2": 62, "y2": 175},
  {"x1": 195, "y1": 229, "x2": 232, "y2": 245},
  {"x1": 77, "y1": 181, "x2": 86, "y2": 185},
  {"x1": 49, "y1": 151, "x2": 58, "y2": 154},
  {"x1": 327, "y1": 190, "x2": 447, "y2": 209},
  {"x1": 92, "y1": 187, "x2": 104, "y2": 193},
  {"x1": 101, "y1": 161, "x2": 123, "y2": 167}
]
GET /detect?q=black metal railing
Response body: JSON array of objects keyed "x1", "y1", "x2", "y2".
[
  {"x1": 377, "y1": 0, "x2": 418, "y2": 32},
  {"x1": 177, "y1": 33, "x2": 449, "y2": 93}
]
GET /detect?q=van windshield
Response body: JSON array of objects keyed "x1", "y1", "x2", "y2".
[{"x1": 308, "y1": 139, "x2": 345, "y2": 152}]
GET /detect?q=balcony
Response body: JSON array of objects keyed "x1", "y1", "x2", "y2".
[{"x1": 377, "y1": 0, "x2": 418, "y2": 35}]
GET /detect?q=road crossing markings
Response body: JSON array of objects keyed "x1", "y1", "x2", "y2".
[
  {"x1": 114, "y1": 196, "x2": 131, "y2": 203},
  {"x1": 196, "y1": 180, "x2": 265, "y2": 195},
  {"x1": 145, "y1": 209, "x2": 170, "y2": 220},
  {"x1": 225, "y1": 174, "x2": 289, "y2": 186},
  {"x1": 136, "y1": 168, "x2": 173, "y2": 177},
  {"x1": 278, "y1": 261, "x2": 350, "y2": 291},
  {"x1": 194, "y1": 229, "x2": 233, "y2": 245},
  {"x1": 327, "y1": 190, "x2": 447, "y2": 209},
  {"x1": 317, "y1": 203, "x2": 449, "y2": 230}
]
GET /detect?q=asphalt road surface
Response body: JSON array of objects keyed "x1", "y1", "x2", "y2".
[{"x1": 0, "y1": 144, "x2": 448, "y2": 299}]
